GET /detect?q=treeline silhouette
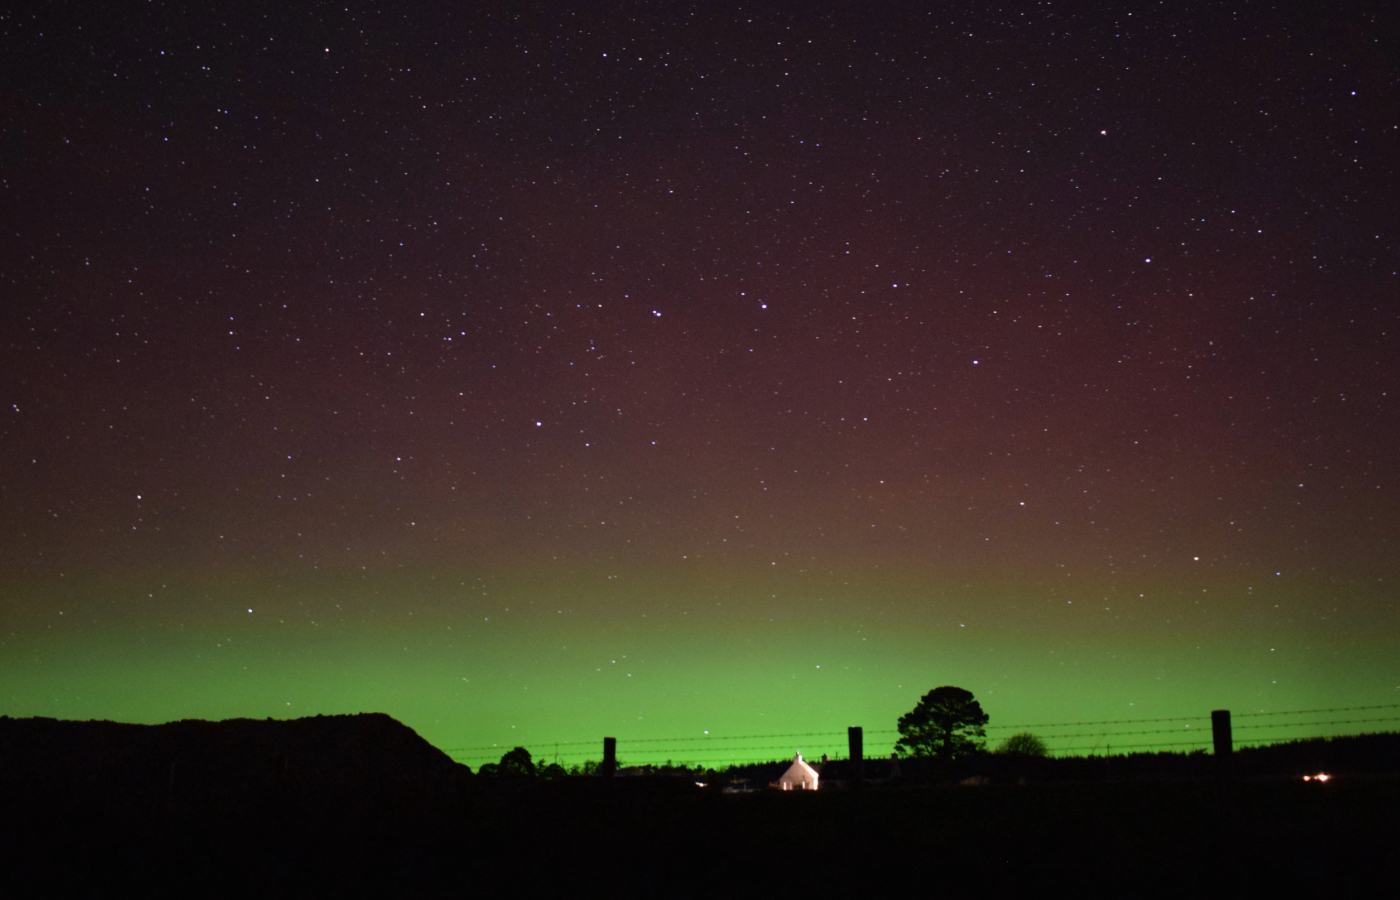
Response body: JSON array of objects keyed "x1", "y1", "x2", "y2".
[{"x1": 465, "y1": 731, "x2": 1400, "y2": 791}]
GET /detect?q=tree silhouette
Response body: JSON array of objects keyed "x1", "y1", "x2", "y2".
[
  {"x1": 895, "y1": 686, "x2": 989, "y2": 761},
  {"x1": 497, "y1": 746, "x2": 536, "y2": 777},
  {"x1": 999, "y1": 732, "x2": 1048, "y2": 757}
]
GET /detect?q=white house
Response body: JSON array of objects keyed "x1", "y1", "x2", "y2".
[{"x1": 774, "y1": 752, "x2": 819, "y2": 791}]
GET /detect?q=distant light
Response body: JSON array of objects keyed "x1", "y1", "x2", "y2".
[{"x1": 1303, "y1": 772, "x2": 1332, "y2": 783}]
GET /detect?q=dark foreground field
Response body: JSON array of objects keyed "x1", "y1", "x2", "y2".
[{"x1": 3, "y1": 715, "x2": 1394, "y2": 896}]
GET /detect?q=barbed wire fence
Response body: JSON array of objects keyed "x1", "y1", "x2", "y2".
[{"x1": 440, "y1": 702, "x2": 1400, "y2": 769}]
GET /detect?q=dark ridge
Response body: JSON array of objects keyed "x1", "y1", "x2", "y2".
[
  {"x1": 0, "y1": 712, "x2": 467, "y2": 816},
  {"x1": 1, "y1": 713, "x2": 481, "y2": 895}
]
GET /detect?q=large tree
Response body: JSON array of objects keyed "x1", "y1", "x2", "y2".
[{"x1": 895, "y1": 686, "x2": 989, "y2": 761}]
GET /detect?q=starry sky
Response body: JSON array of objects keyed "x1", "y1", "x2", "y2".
[{"x1": 3, "y1": 2, "x2": 1398, "y2": 766}]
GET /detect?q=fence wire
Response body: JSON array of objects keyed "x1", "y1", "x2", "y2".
[{"x1": 446, "y1": 703, "x2": 1400, "y2": 766}]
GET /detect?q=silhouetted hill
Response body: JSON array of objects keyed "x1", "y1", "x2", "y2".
[
  {"x1": 1, "y1": 713, "x2": 476, "y2": 895},
  {"x1": 1, "y1": 712, "x2": 466, "y2": 818}
]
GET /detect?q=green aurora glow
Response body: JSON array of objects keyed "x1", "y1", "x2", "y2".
[{"x1": 5, "y1": 564, "x2": 1393, "y2": 766}]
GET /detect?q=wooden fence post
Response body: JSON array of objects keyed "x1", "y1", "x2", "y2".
[
  {"x1": 602, "y1": 736, "x2": 617, "y2": 777},
  {"x1": 1211, "y1": 709, "x2": 1233, "y2": 783},
  {"x1": 1211, "y1": 709, "x2": 1232, "y2": 759}
]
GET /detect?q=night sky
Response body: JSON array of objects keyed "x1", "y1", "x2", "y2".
[{"x1": 4, "y1": 2, "x2": 1398, "y2": 767}]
